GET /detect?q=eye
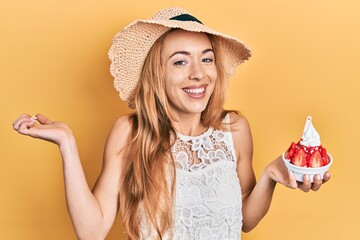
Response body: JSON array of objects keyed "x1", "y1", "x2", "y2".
[
  {"x1": 202, "y1": 58, "x2": 214, "y2": 63},
  {"x1": 174, "y1": 60, "x2": 187, "y2": 66}
]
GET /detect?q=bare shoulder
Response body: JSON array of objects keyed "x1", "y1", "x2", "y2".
[
  {"x1": 228, "y1": 111, "x2": 251, "y2": 133},
  {"x1": 105, "y1": 114, "x2": 133, "y2": 157},
  {"x1": 228, "y1": 112, "x2": 253, "y2": 160},
  {"x1": 92, "y1": 115, "x2": 134, "y2": 201},
  {"x1": 111, "y1": 114, "x2": 133, "y2": 135}
]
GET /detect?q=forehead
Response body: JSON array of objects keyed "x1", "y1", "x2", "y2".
[{"x1": 162, "y1": 29, "x2": 213, "y2": 52}]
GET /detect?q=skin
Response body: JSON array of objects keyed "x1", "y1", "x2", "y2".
[
  {"x1": 13, "y1": 113, "x2": 127, "y2": 239},
  {"x1": 12, "y1": 30, "x2": 330, "y2": 239},
  {"x1": 161, "y1": 30, "x2": 217, "y2": 135}
]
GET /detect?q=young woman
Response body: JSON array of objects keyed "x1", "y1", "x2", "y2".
[{"x1": 12, "y1": 7, "x2": 330, "y2": 240}]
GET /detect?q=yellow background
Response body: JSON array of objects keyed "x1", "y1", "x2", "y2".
[{"x1": 1, "y1": 0, "x2": 359, "y2": 239}]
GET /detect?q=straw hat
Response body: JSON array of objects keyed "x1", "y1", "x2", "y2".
[{"x1": 108, "y1": 7, "x2": 251, "y2": 108}]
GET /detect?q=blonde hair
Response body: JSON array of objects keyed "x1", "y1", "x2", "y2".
[{"x1": 120, "y1": 29, "x2": 231, "y2": 239}]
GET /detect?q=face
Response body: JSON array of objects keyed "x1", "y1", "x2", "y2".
[{"x1": 161, "y1": 29, "x2": 218, "y2": 118}]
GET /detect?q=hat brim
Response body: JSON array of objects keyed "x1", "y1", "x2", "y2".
[{"x1": 109, "y1": 19, "x2": 251, "y2": 107}]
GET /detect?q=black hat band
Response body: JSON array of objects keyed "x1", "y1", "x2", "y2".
[{"x1": 170, "y1": 14, "x2": 203, "y2": 24}]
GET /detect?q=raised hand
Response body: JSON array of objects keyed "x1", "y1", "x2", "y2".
[
  {"x1": 266, "y1": 156, "x2": 330, "y2": 192},
  {"x1": 12, "y1": 114, "x2": 73, "y2": 146}
]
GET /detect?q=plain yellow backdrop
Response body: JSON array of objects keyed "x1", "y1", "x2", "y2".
[{"x1": 1, "y1": 0, "x2": 359, "y2": 239}]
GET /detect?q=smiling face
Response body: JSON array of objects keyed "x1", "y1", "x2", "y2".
[{"x1": 161, "y1": 29, "x2": 218, "y2": 119}]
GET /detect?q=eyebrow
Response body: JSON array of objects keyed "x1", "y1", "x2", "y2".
[{"x1": 168, "y1": 48, "x2": 214, "y2": 59}]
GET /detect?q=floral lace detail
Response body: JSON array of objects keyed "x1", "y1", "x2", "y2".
[
  {"x1": 139, "y1": 115, "x2": 242, "y2": 239},
  {"x1": 173, "y1": 127, "x2": 236, "y2": 171},
  {"x1": 173, "y1": 161, "x2": 242, "y2": 240}
]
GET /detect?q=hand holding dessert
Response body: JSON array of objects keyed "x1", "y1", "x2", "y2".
[
  {"x1": 283, "y1": 116, "x2": 332, "y2": 182},
  {"x1": 265, "y1": 155, "x2": 330, "y2": 192},
  {"x1": 264, "y1": 116, "x2": 331, "y2": 192}
]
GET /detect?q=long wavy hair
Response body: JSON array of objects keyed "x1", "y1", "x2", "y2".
[{"x1": 120, "y1": 29, "x2": 231, "y2": 239}]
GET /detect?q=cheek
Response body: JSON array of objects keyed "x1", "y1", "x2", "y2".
[
  {"x1": 164, "y1": 70, "x2": 186, "y2": 89},
  {"x1": 207, "y1": 70, "x2": 218, "y2": 95},
  {"x1": 164, "y1": 76, "x2": 180, "y2": 97},
  {"x1": 206, "y1": 65, "x2": 218, "y2": 79},
  {"x1": 208, "y1": 69, "x2": 218, "y2": 85}
]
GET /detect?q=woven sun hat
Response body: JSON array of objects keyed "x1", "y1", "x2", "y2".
[{"x1": 108, "y1": 7, "x2": 252, "y2": 108}]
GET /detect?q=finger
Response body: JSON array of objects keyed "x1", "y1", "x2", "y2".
[
  {"x1": 13, "y1": 115, "x2": 36, "y2": 131},
  {"x1": 322, "y1": 172, "x2": 330, "y2": 183},
  {"x1": 288, "y1": 171, "x2": 298, "y2": 189},
  {"x1": 35, "y1": 114, "x2": 52, "y2": 125},
  {"x1": 311, "y1": 174, "x2": 323, "y2": 191},
  {"x1": 17, "y1": 120, "x2": 36, "y2": 135},
  {"x1": 12, "y1": 114, "x2": 30, "y2": 126},
  {"x1": 299, "y1": 174, "x2": 311, "y2": 192}
]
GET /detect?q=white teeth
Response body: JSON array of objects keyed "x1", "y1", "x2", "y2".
[{"x1": 183, "y1": 87, "x2": 205, "y2": 94}]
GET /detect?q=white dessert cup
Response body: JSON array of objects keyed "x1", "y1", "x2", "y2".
[{"x1": 282, "y1": 152, "x2": 333, "y2": 182}]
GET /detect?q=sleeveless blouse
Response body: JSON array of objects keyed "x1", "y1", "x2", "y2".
[{"x1": 140, "y1": 115, "x2": 243, "y2": 239}]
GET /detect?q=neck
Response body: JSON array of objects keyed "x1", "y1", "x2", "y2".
[{"x1": 171, "y1": 113, "x2": 207, "y2": 136}]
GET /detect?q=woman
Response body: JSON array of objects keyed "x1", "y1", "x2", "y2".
[{"x1": 12, "y1": 7, "x2": 329, "y2": 240}]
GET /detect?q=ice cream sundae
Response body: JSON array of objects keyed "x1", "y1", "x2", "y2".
[{"x1": 282, "y1": 116, "x2": 332, "y2": 182}]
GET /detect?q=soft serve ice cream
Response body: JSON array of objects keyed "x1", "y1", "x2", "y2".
[
  {"x1": 300, "y1": 116, "x2": 321, "y2": 147},
  {"x1": 284, "y1": 116, "x2": 330, "y2": 168}
]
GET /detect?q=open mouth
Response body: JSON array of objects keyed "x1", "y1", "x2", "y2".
[{"x1": 182, "y1": 87, "x2": 206, "y2": 95}]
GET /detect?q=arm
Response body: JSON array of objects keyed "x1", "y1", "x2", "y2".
[
  {"x1": 229, "y1": 113, "x2": 330, "y2": 232},
  {"x1": 13, "y1": 114, "x2": 132, "y2": 239}
]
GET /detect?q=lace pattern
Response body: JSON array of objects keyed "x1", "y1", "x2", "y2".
[
  {"x1": 140, "y1": 114, "x2": 242, "y2": 240},
  {"x1": 174, "y1": 161, "x2": 242, "y2": 240},
  {"x1": 173, "y1": 127, "x2": 236, "y2": 171}
]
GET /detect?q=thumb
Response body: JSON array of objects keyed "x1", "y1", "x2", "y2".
[{"x1": 35, "y1": 114, "x2": 52, "y2": 125}]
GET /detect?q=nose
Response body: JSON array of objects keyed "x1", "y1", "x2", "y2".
[{"x1": 189, "y1": 61, "x2": 205, "y2": 81}]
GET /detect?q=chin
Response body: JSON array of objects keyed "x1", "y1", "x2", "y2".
[{"x1": 187, "y1": 104, "x2": 208, "y2": 113}]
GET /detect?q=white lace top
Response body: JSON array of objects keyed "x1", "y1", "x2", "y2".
[{"x1": 140, "y1": 115, "x2": 242, "y2": 240}]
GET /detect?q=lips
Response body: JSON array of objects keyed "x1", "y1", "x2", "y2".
[
  {"x1": 183, "y1": 87, "x2": 205, "y2": 94},
  {"x1": 182, "y1": 84, "x2": 207, "y2": 97}
]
